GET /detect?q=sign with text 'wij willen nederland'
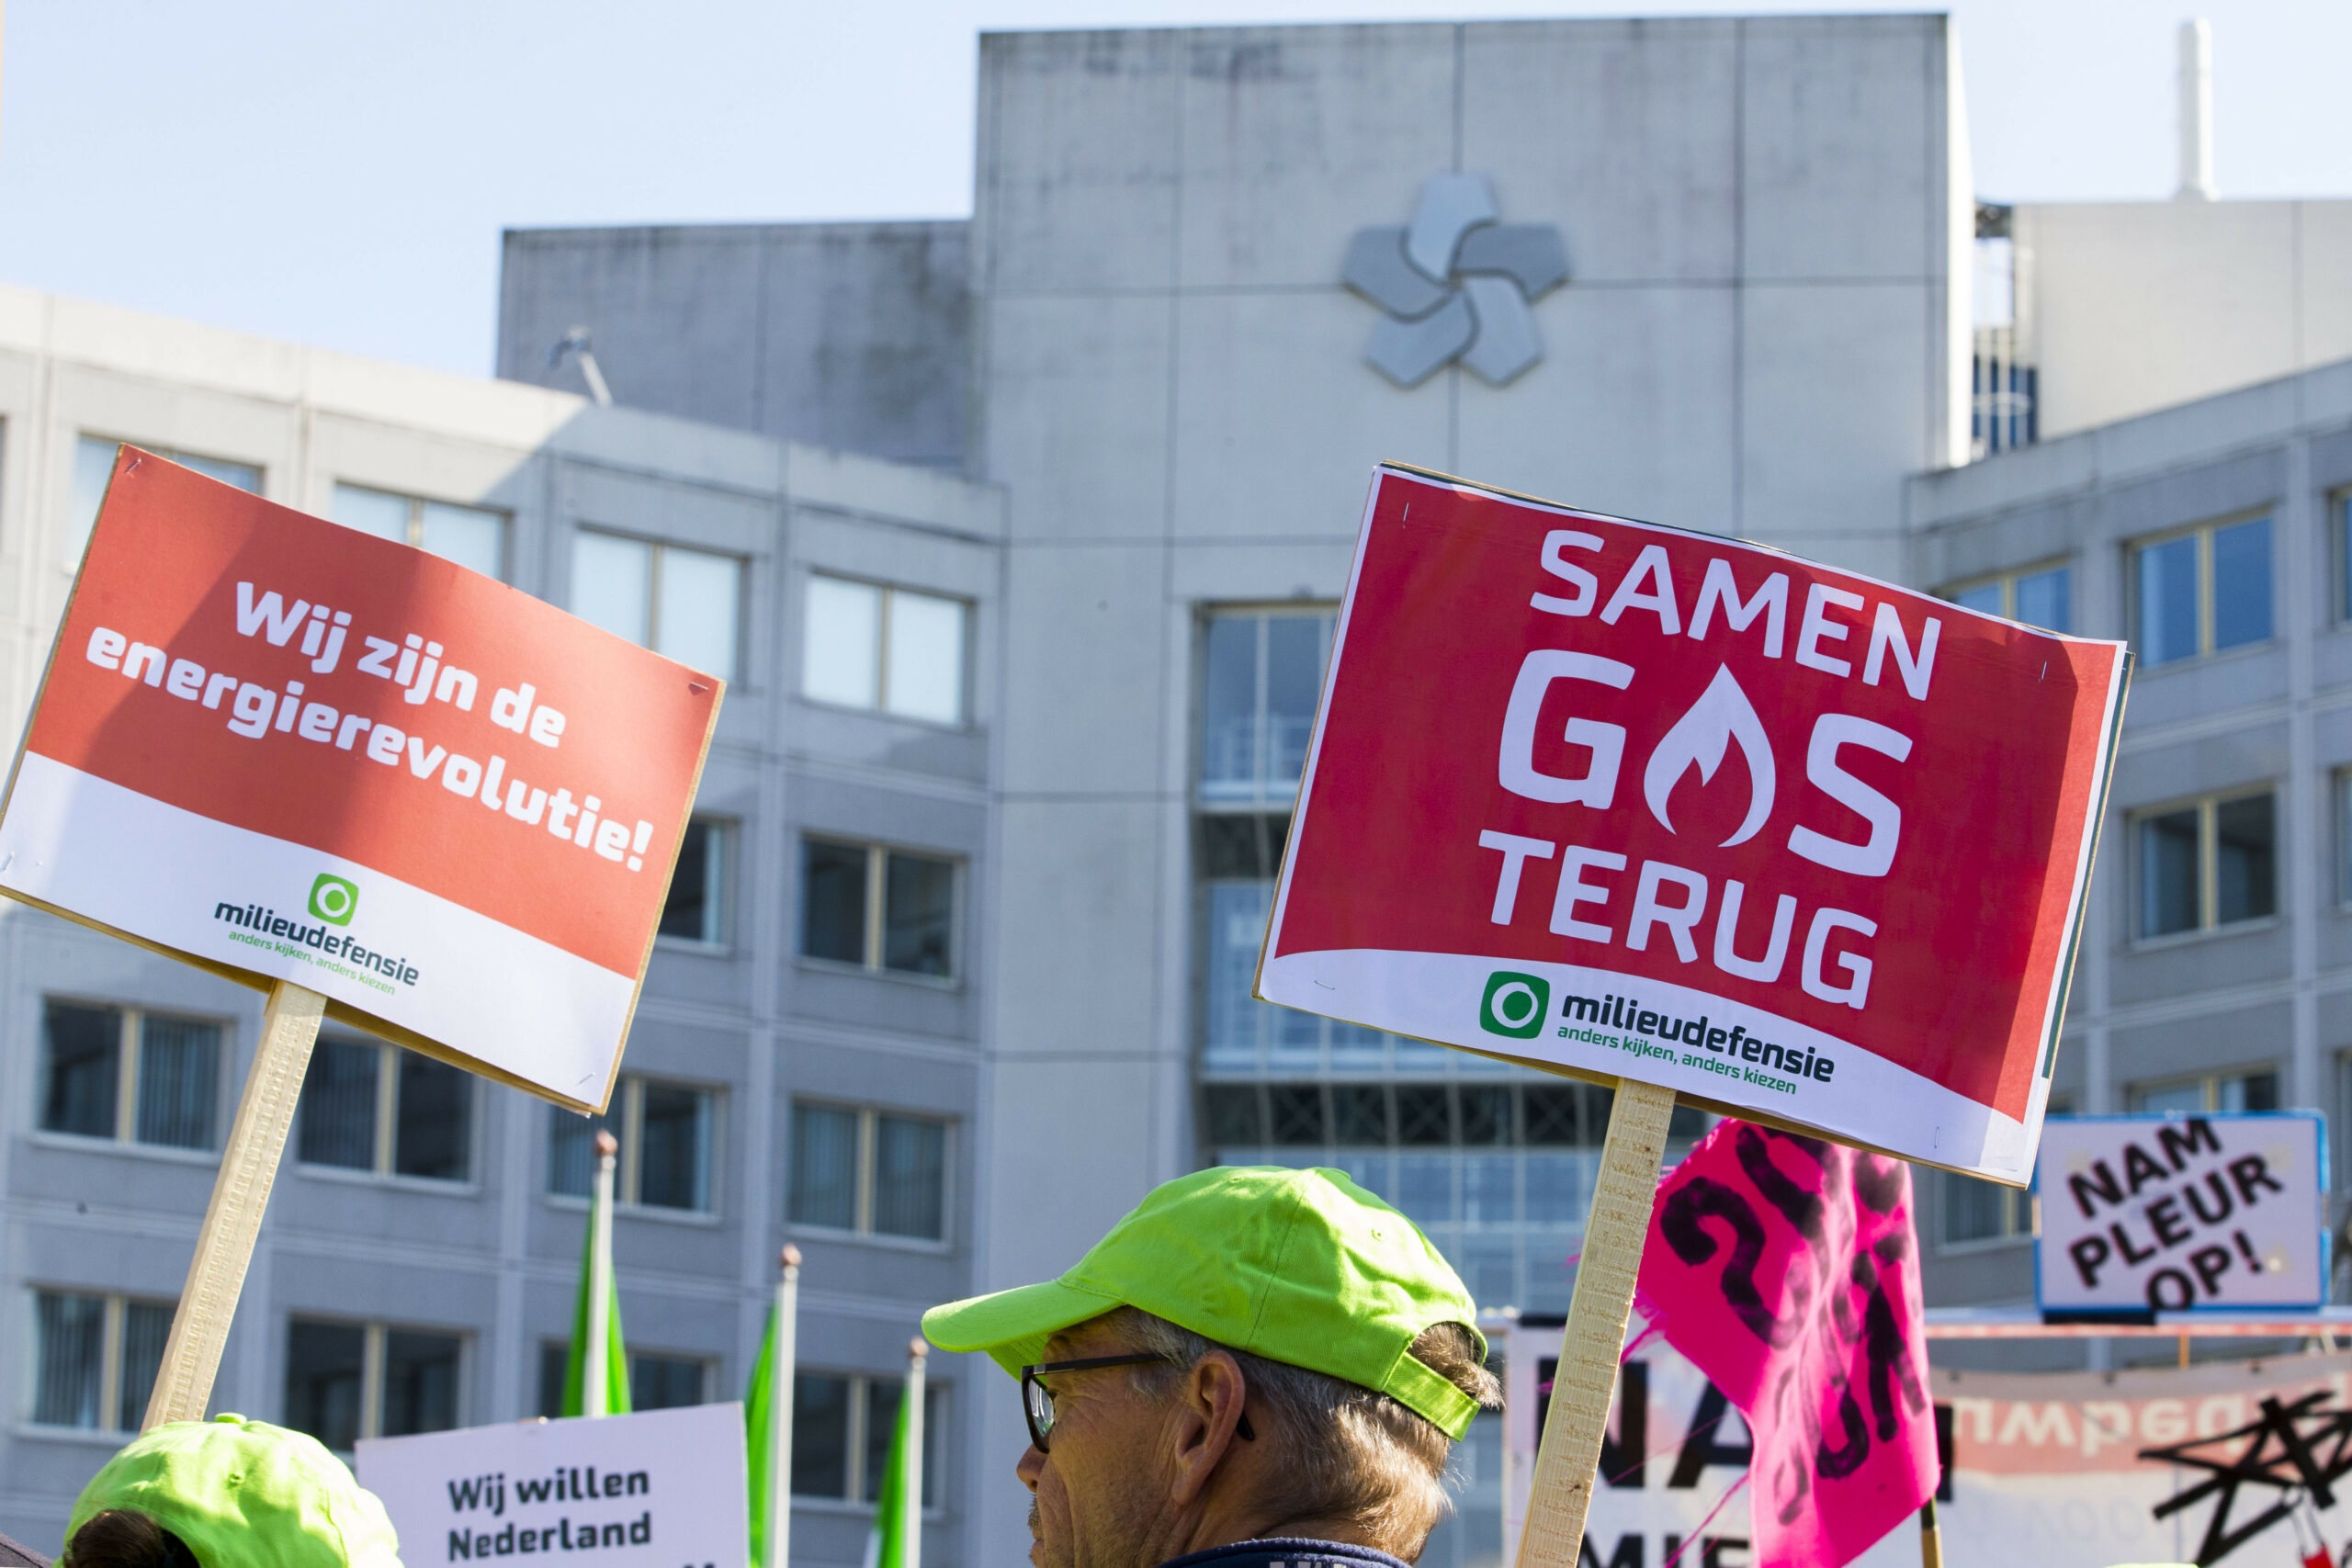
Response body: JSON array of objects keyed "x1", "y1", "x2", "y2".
[
  {"x1": 0, "y1": 450, "x2": 722, "y2": 1111},
  {"x1": 1259, "y1": 466, "x2": 2130, "y2": 1179}
]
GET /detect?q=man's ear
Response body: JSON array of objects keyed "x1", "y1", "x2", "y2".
[{"x1": 1167, "y1": 1351, "x2": 1251, "y2": 1506}]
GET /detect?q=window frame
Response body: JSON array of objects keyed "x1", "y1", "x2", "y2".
[
  {"x1": 570, "y1": 526, "x2": 746, "y2": 683},
  {"x1": 2127, "y1": 508, "x2": 2277, "y2": 667},
  {"x1": 2127, "y1": 1067, "x2": 2281, "y2": 1114},
  {"x1": 653, "y1": 817, "x2": 733, "y2": 953},
  {"x1": 293, "y1": 1035, "x2": 478, "y2": 1187},
  {"x1": 283, "y1": 1315, "x2": 468, "y2": 1451},
  {"x1": 787, "y1": 1369, "x2": 947, "y2": 1512},
  {"x1": 1938, "y1": 558, "x2": 2072, "y2": 631},
  {"x1": 546, "y1": 1073, "x2": 724, "y2": 1218},
  {"x1": 786, "y1": 1100, "x2": 956, "y2": 1248},
  {"x1": 27, "y1": 1288, "x2": 177, "y2": 1435},
  {"x1": 1935, "y1": 1170, "x2": 2033, "y2": 1254},
  {"x1": 2127, "y1": 784, "x2": 2279, "y2": 943},
  {"x1": 330, "y1": 481, "x2": 509, "y2": 581},
  {"x1": 798, "y1": 571, "x2": 974, "y2": 728},
  {"x1": 36, "y1": 999, "x2": 230, "y2": 1156},
  {"x1": 1195, "y1": 604, "x2": 1340, "y2": 812},
  {"x1": 796, "y1": 837, "x2": 962, "y2": 985}
]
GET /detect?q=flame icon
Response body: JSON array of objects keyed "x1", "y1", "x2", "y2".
[{"x1": 1643, "y1": 665, "x2": 1776, "y2": 846}]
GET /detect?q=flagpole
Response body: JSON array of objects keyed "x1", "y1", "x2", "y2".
[
  {"x1": 766, "y1": 1245, "x2": 802, "y2": 1568},
  {"x1": 585, "y1": 1129, "x2": 618, "y2": 1418},
  {"x1": 904, "y1": 1337, "x2": 928, "y2": 1568}
]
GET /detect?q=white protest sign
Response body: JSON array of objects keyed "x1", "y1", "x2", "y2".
[
  {"x1": 2036, "y1": 1112, "x2": 2327, "y2": 1314},
  {"x1": 356, "y1": 1404, "x2": 748, "y2": 1568}
]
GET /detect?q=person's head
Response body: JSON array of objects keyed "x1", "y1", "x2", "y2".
[
  {"x1": 922, "y1": 1167, "x2": 1499, "y2": 1568},
  {"x1": 63, "y1": 1415, "x2": 401, "y2": 1568}
]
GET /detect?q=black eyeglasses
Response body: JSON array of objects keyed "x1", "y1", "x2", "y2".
[{"x1": 1018, "y1": 1352, "x2": 1256, "y2": 1452}]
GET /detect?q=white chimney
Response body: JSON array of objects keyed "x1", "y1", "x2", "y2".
[{"x1": 2177, "y1": 18, "x2": 2215, "y2": 200}]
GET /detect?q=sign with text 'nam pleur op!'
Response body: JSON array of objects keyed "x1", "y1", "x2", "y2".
[
  {"x1": 1257, "y1": 464, "x2": 2129, "y2": 1179},
  {"x1": 0, "y1": 449, "x2": 722, "y2": 1112}
]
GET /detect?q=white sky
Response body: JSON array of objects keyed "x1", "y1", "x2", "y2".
[{"x1": 2, "y1": 0, "x2": 2345, "y2": 378}]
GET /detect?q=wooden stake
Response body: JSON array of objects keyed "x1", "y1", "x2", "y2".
[
  {"x1": 1919, "y1": 1499, "x2": 1943, "y2": 1568},
  {"x1": 142, "y1": 980, "x2": 325, "y2": 1429},
  {"x1": 1512, "y1": 1077, "x2": 1677, "y2": 1568}
]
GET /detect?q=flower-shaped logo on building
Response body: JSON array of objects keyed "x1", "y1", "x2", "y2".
[{"x1": 1342, "y1": 173, "x2": 1569, "y2": 388}]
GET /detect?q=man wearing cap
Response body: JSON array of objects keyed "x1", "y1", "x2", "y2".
[{"x1": 924, "y1": 1166, "x2": 1499, "y2": 1568}]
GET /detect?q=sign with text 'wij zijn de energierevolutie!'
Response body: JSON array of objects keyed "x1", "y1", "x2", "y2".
[
  {"x1": 0, "y1": 449, "x2": 722, "y2": 1111},
  {"x1": 1258, "y1": 465, "x2": 2130, "y2": 1179}
]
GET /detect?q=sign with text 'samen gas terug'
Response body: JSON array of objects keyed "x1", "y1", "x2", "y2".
[
  {"x1": 1258, "y1": 465, "x2": 2130, "y2": 1179},
  {"x1": 0, "y1": 449, "x2": 721, "y2": 1112}
]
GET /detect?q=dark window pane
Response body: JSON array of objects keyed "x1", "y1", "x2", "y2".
[
  {"x1": 2211, "y1": 517, "x2": 2273, "y2": 650},
  {"x1": 1330, "y1": 1085, "x2": 1389, "y2": 1145},
  {"x1": 381, "y1": 1330, "x2": 461, "y2": 1438},
  {"x1": 395, "y1": 1053, "x2": 470, "y2": 1180},
  {"x1": 286, "y1": 1321, "x2": 368, "y2": 1451},
  {"x1": 548, "y1": 1106, "x2": 612, "y2": 1198},
  {"x1": 1523, "y1": 1086, "x2": 1579, "y2": 1146},
  {"x1": 2136, "y1": 535, "x2": 2199, "y2": 665},
  {"x1": 42, "y1": 1003, "x2": 119, "y2": 1137},
  {"x1": 801, "y1": 840, "x2": 869, "y2": 964},
  {"x1": 1944, "y1": 1175, "x2": 2012, "y2": 1244},
  {"x1": 2014, "y1": 566, "x2": 2071, "y2": 633},
  {"x1": 789, "y1": 1104, "x2": 860, "y2": 1229},
  {"x1": 659, "y1": 819, "x2": 716, "y2": 942},
  {"x1": 1667, "y1": 1106, "x2": 1711, "y2": 1145},
  {"x1": 874, "y1": 1115, "x2": 946, "y2": 1239},
  {"x1": 119, "y1": 1301, "x2": 172, "y2": 1433},
  {"x1": 33, "y1": 1292, "x2": 104, "y2": 1427},
  {"x1": 2225, "y1": 1070, "x2": 2280, "y2": 1113},
  {"x1": 1267, "y1": 1084, "x2": 1325, "y2": 1145},
  {"x1": 1396, "y1": 1086, "x2": 1453, "y2": 1145},
  {"x1": 1459, "y1": 1087, "x2": 1510, "y2": 1145},
  {"x1": 792, "y1": 1372, "x2": 852, "y2": 1499},
  {"x1": 883, "y1": 852, "x2": 955, "y2": 976},
  {"x1": 1203, "y1": 1085, "x2": 1263, "y2": 1145},
  {"x1": 1262, "y1": 615, "x2": 1329, "y2": 792},
  {"x1": 538, "y1": 1342, "x2": 570, "y2": 1419},
  {"x1": 865, "y1": 1382, "x2": 942, "y2": 1506},
  {"x1": 630, "y1": 1353, "x2": 707, "y2": 1410},
  {"x1": 1201, "y1": 616, "x2": 1261, "y2": 800},
  {"x1": 2216, "y1": 794, "x2": 2277, "y2": 924},
  {"x1": 1197, "y1": 813, "x2": 1289, "y2": 880},
  {"x1": 136, "y1": 1015, "x2": 219, "y2": 1150},
  {"x1": 2139, "y1": 807, "x2": 2201, "y2": 937},
  {"x1": 638, "y1": 1083, "x2": 711, "y2": 1211},
  {"x1": 300, "y1": 1038, "x2": 379, "y2": 1170}
]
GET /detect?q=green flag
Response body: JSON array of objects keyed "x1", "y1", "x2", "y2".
[
  {"x1": 744, "y1": 1301, "x2": 786, "y2": 1567},
  {"x1": 561, "y1": 1190, "x2": 629, "y2": 1417},
  {"x1": 862, "y1": 1385, "x2": 914, "y2": 1568}
]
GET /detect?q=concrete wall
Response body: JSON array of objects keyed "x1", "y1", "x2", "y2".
[
  {"x1": 2014, "y1": 199, "x2": 2352, "y2": 439},
  {"x1": 497, "y1": 222, "x2": 970, "y2": 471},
  {"x1": 0, "y1": 285, "x2": 1001, "y2": 1561}
]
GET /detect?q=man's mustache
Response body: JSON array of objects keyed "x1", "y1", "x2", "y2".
[{"x1": 1029, "y1": 1499, "x2": 1042, "y2": 1538}]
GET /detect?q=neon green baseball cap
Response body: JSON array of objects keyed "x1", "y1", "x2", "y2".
[
  {"x1": 65, "y1": 1414, "x2": 401, "y2": 1568},
  {"x1": 922, "y1": 1165, "x2": 1485, "y2": 1438}
]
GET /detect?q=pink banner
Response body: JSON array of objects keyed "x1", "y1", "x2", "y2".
[{"x1": 1635, "y1": 1121, "x2": 1938, "y2": 1567}]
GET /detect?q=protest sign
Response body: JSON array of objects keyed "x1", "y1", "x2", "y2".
[
  {"x1": 1506, "y1": 1325, "x2": 2352, "y2": 1568},
  {"x1": 0, "y1": 448, "x2": 721, "y2": 1110},
  {"x1": 357, "y1": 1403, "x2": 750, "y2": 1568},
  {"x1": 2037, "y1": 1112, "x2": 2328, "y2": 1314},
  {"x1": 1633, "y1": 1119, "x2": 1938, "y2": 1566},
  {"x1": 1259, "y1": 464, "x2": 2129, "y2": 1182}
]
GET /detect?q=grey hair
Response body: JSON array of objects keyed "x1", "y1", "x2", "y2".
[{"x1": 1103, "y1": 1306, "x2": 1500, "y2": 1562}]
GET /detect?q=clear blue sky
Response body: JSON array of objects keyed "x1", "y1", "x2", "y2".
[{"x1": 3, "y1": 0, "x2": 2345, "y2": 378}]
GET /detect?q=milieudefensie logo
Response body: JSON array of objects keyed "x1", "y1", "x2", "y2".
[
  {"x1": 1479, "y1": 971, "x2": 1550, "y2": 1040},
  {"x1": 309, "y1": 872, "x2": 358, "y2": 927},
  {"x1": 1343, "y1": 174, "x2": 1568, "y2": 388}
]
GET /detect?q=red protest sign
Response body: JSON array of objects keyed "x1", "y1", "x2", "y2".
[
  {"x1": 0, "y1": 449, "x2": 721, "y2": 1111},
  {"x1": 1259, "y1": 465, "x2": 2128, "y2": 1178},
  {"x1": 1636, "y1": 1120, "x2": 1937, "y2": 1568}
]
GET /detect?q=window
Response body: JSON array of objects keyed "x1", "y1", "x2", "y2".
[
  {"x1": 2132, "y1": 1068, "x2": 2279, "y2": 1115},
  {"x1": 571, "y1": 530, "x2": 741, "y2": 682},
  {"x1": 69, "y1": 435, "x2": 260, "y2": 554},
  {"x1": 2133, "y1": 789, "x2": 2276, "y2": 939},
  {"x1": 285, "y1": 1318, "x2": 462, "y2": 1451},
  {"x1": 788, "y1": 1102, "x2": 950, "y2": 1242},
  {"x1": 1944, "y1": 562, "x2": 2071, "y2": 633},
  {"x1": 799, "y1": 839, "x2": 956, "y2": 979},
  {"x1": 790, "y1": 1372, "x2": 942, "y2": 1505},
  {"x1": 536, "y1": 1344, "x2": 712, "y2": 1417},
  {"x1": 1940, "y1": 1173, "x2": 2030, "y2": 1247},
  {"x1": 296, "y1": 1036, "x2": 472, "y2": 1180},
  {"x1": 802, "y1": 575, "x2": 968, "y2": 725},
  {"x1": 2132, "y1": 514, "x2": 2273, "y2": 666},
  {"x1": 548, "y1": 1076, "x2": 717, "y2": 1213},
  {"x1": 29, "y1": 1291, "x2": 174, "y2": 1431},
  {"x1": 1200, "y1": 610, "x2": 1336, "y2": 807},
  {"x1": 332, "y1": 482, "x2": 505, "y2": 581},
  {"x1": 40, "y1": 1001, "x2": 221, "y2": 1151},
  {"x1": 657, "y1": 818, "x2": 729, "y2": 946}
]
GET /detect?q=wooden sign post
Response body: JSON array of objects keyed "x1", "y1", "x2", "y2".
[
  {"x1": 1254, "y1": 464, "x2": 2131, "y2": 1566},
  {"x1": 2, "y1": 447, "x2": 723, "y2": 1430}
]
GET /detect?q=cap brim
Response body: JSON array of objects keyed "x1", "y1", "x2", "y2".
[{"x1": 922, "y1": 1278, "x2": 1126, "y2": 1378}]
